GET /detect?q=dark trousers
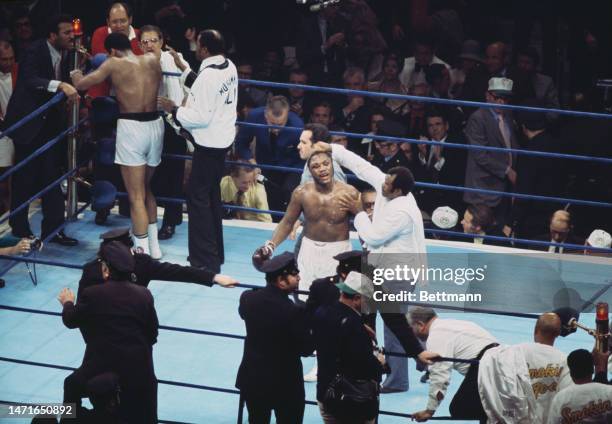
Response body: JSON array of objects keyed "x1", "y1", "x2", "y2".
[
  {"x1": 187, "y1": 145, "x2": 226, "y2": 273},
  {"x1": 64, "y1": 357, "x2": 158, "y2": 424},
  {"x1": 448, "y1": 343, "x2": 499, "y2": 423},
  {"x1": 9, "y1": 130, "x2": 65, "y2": 238},
  {"x1": 152, "y1": 123, "x2": 186, "y2": 227},
  {"x1": 244, "y1": 394, "x2": 305, "y2": 424}
]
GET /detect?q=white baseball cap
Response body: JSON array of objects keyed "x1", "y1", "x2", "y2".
[
  {"x1": 488, "y1": 77, "x2": 514, "y2": 96},
  {"x1": 432, "y1": 206, "x2": 458, "y2": 229},
  {"x1": 335, "y1": 271, "x2": 373, "y2": 297},
  {"x1": 587, "y1": 229, "x2": 612, "y2": 248}
]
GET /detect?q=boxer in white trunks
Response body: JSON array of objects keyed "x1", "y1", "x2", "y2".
[
  {"x1": 71, "y1": 32, "x2": 164, "y2": 258},
  {"x1": 254, "y1": 151, "x2": 358, "y2": 301}
]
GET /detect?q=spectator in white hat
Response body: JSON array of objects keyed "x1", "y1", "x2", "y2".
[
  {"x1": 584, "y1": 229, "x2": 612, "y2": 256},
  {"x1": 464, "y1": 77, "x2": 519, "y2": 230},
  {"x1": 427, "y1": 205, "x2": 459, "y2": 241}
]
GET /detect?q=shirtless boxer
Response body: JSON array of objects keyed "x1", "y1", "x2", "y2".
[
  {"x1": 71, "y1": 32, "x2": 164, "y2": 258},
  {"x1": 255, "y1": 151, "x2": 358, "y2": 300}
]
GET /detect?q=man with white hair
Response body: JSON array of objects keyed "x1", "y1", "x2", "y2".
[{"x1": 408, "y1": 307, "x2": 498, "y2": 422}]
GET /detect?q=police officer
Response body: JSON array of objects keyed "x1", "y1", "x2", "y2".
[
  {"x1": 236, "y1": 252, "x2": 314, "y2": 424},
  {"x1": 78, "y1": 227, "x2": 237, "y2": 297},
  {"x1": 306, "y1": 250, "x2": 430, "y2": 360},
  {"x1": 58, "y1": 241, "x2": 159, "y2": 423},
  {"x1": 158, "y1": 29, "x2": 238, "y2": 273}
]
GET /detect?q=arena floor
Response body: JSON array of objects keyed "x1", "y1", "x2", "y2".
[{"x1": 0, "y1": 208, "x2": 607, "y2": 423}]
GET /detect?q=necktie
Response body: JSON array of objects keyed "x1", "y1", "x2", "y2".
[
  {"x1": 497, "y1": 114, "x2": 512, "y2": 167},
  {"x1": 54, "y1": 56, "x2": 61, "y2": 80},
  {"x1": 234, "y1": 191, "x2": 245, "y2": 219},
  {"x1": 269, "y1": 131, "x2": 279, "y2": 154}
]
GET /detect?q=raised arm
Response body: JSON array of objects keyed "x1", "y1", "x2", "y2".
[
  {"x1": 326, "y1": 143, "x2": 386, "y2": 190},
  {"x1": 71, "y1": 59, "x2": 114, "y2": 91}
]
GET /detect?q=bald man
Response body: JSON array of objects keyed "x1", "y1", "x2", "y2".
[
  {"x1": 479, "y1": 313, "x2": 572, "y2": 423},
  {"x1": 534, "y1": 210, "x2": 585, "y2": 253}
]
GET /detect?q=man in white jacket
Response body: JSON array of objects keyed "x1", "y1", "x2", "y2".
[
  {"x1": 547, "y1": 349, "x2": 612, "y2": 424},
  {"x1": 158, "y1": 30, "x2": 237, "y2": 274},
  {"x1": 478, "y1": 313, "x2": 573, "y2": 423},
  {"x1": 312, "y1": 140, "x2": 428, "y2": 393}
]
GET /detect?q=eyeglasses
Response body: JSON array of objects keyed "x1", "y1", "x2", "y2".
[{"x1": 141, "y1": 38, "x2": 160, "y2": 45}]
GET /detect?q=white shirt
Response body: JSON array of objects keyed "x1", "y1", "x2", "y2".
[
  {"x1": 176, "y1": 55, "x2": 238, "y2": 148},
  {"x1": 330, "y1": 144, "x2": 427, "y2": 267},
  {"x1": 399, "y1": 55, "x2": 450, "y2": 88},
  {"x1": 46, "y1": 41, "x2": 62, "y2": 93},
  {"x1": 425, "y1": 318, "x2": 497, "y2": 411},
  {"x1": 0, "y1": 71, "x2": 12, "y2": 117},
  {"x1": 547, "y1": 383, "x2": 612, "y2": 424},
  {"x1": 159, "y1": 50, "x2": 189, "y2": 105},
  {"x1": 418, "y1": 135, "x2": 447, "y2": 171},
  {"x1": 516, "y1": 342, "x2": 573, "y2": 423}
]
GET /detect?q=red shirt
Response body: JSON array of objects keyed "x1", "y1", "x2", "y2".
[{"x1": 88, "y1": 26, "x2": 143, "y2": 98}]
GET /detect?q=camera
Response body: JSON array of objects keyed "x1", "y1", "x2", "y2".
[{"x1": 30, "y1": 238, "x2": 42, "y2": 252}]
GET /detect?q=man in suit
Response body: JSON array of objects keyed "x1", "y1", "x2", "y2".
[
  {"x1": 510, "y1": 101, "x2": 562, "y2": 238},
  {"x1": 296, "y1": 5, "x2": 346, "y2": 85},
  {"x1": 371, "y1": 120, "x2": 413, "y2": 174},
  {"x1": 236, "y1": 252, "x2": 314, "y2": 423},
  {"x1": 4, "y1": 14, "x2": 79, "y2": 245},
  {"x1": 58, "y1": 241, "x2": 159, "y2": 423},
  {"x1": 513, "y1": 47, "x2": 560, "y2": 120},
  {"x1": 532, "y1": 210, "x2": 585, "y2": 254},
  {"x1": 0, "y1": 40, "x2": 18, "y2": 215},
  {"x1": 463, "y1": 77, "x2": 519, "y2": 228},
  {"x1": 414, "y1": 108, "x2": 466, "y2": 214},
  {"x1": 236, "y1": 95, "x2": 304, "y2": 215},
  {"x1": 460, "y1": 203, "x2": 511, "y2": 247}
]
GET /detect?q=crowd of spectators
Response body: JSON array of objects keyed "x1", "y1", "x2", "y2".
[{"x1": 1, "y1": 0, "x2": 611, "y2": 253}]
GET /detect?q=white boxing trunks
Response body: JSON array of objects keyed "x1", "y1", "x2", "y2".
[
  {"x1": 115, "y1": 112, "x2": 164, "y2": 167},
  {"x1": 297, "y1": 236, "x2": 352, "y2": 300}
]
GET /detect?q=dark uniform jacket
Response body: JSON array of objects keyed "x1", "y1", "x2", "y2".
[
  {"x1": 313, "y1": 301, "x2": 383, "y2": 402},
  {"x1": 305, "y1": 275, "x2": 341, "y2": 319},
  {"x1": 78, "y1": 253, "x2": 216, "y2": 297},
  {"x1": 307, "y1": 274, "x2": 424, "y2": 359},
  {"x1": 62, "y1": 280, "x2": 159, "y2": 422},
  {"x1": 236, "y1": 285, "x2": 314, "y2": 399}
]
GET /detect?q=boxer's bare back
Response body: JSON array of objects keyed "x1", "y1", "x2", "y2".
[{"x1": 72, "y1": 52, "x2": 160, "y2": 113}]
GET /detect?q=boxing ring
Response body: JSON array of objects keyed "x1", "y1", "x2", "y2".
[{"x1": 0, "y1": 76, "x2": 611, "y2": 423}]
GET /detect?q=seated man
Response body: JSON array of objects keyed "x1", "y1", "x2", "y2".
[
  {"x1": 533, "y1": 210, "x2": 585, "y2": 253},
  {"x1": 221, "y1": 164, "x2": 272, "y2": 223},
  {"x1": 460, "y1": 203, "x2": 510, "y2": 246}
]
